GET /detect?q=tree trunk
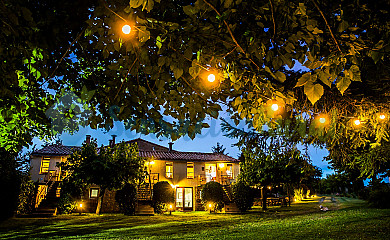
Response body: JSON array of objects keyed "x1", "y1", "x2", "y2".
[
  {"x1": 262, "y1": 186, "x2": 267, "y2": 211},
  {"x1": 96, "y1": 188, "x2": 106, "y2": 215}
]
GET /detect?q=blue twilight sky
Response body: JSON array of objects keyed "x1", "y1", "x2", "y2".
[{"x1": 31, "y1": 109, "x2": 334, "y2": 178}]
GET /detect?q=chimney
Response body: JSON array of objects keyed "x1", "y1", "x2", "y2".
[
  {"x1": 168, "y1": 142, "x2": 174, "y2": 152},
  {"x1": 86, "y1": 135, "x2": 91, "y2": 144},
  {"x1": 111, "y1": 135, "x2": 117, "y2": 146}
]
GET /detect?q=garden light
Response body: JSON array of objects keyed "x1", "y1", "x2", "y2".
[
  {"x1": 79, "y1": 203, "x2": 83, "y2": 208},
  {"x1": 169, "y1": 204, "x2": 173, "y2": 215},
  {"x1": 319, "y1": 117, "x2": 326, "y2": 124},
  {"x1": 379, "y1": 114, "x2": 386, "y2": 120},
  {"x1": 122, "y1": 24, "x2": 131, "y2": 34}
]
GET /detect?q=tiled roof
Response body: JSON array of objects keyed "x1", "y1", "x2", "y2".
[
  {"x1": 139, "y1": 151, "x2": 239, "y2": 162},
  {"x1": 31, "y1": 145, "x2": 80, "y2": 156},
  {"x1": 32, "y1": 138, "x2": 239, "y2": 162}
]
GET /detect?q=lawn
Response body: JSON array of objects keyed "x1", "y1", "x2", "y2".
[{"x1": 1, "y1": 197, "x2": 389, "y2": 239}]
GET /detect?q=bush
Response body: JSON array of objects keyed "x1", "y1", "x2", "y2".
[
  {"x1": 0, "y1": 148, "x2": 21, "y2": 221},
  {"x1": 367, "y1": 184, "x2": 390, "y2": 209},
  {"x1": 57, "y1": 178, "x2": 85, "y2": 214},
  {"x1": 115, "y1": 183, "x2": 137, "y2": 215},
  {"x1": 152, "y1": 181, "x2": 175, "y2": 214},
  {"x1": 17, "y1": 175, "x2": 36, "y2": 215},
  {"x1": 201, "y1": 181, "x2": 224, "y2": 212},
  {"x1": 232, "y1": 182, "x2": 254, "y2": 212},
  {"x1": 294, "y1": 188, "x2": 304, "y2": 201}
]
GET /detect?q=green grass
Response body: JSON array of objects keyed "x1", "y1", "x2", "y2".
[{"x1": 1, "y1": 197, "x2": 389, "y2": 239}]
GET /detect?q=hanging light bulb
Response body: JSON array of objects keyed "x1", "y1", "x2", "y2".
[
  {"x1": 207, "y1": 73, "x2": 216, "y2": 83},
  {"x1": 271, "y1": 103, "x2": 279, "y2": 111},
  {"x1": 122, "y1": 24, "x2": 131, "y2": 34},
  {"x1": 354, "y1": 119, "x2": 361, "y2": 126},
  {"x1": 319, "y1": 117, "x2": 326, "y2": 124}
]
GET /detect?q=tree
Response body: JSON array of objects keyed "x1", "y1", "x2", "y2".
[
  {"x1": 211, "y1": 142, "x2": 226, "y2": 155},
  {"x1": 1, "y1": 0, "x2": 390, "y2": 177},
  {"x1": 61, "y1": 139, "x2": 144, "y2": 214},
  {"x1": 223, "y1": 119, "x2": 321, "y2": 210}
]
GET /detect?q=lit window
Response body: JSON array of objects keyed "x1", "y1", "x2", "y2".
[
  {"x1": 166, "y1": 162, "x2": 173, "y2": 178},
  {"x1": 226, "y1": 164, "x2": 233, "y2": 178},
  {"x1": 90, "y1": 188, "x2": 99, "y2": 198},
  {"x1": 187, "y1": 162, "x2": 194, "y2": 179},
  {"x1": 40, "y1": 157, "x2": 50, "y2": 174}
]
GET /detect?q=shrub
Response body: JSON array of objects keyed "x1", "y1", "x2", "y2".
[
  {"x1": 367, "y1": 184, "x2": 390, "y2": 209},
  {"x1": 232, "y1": 182, "x2": 254, "y2": 212},
  {"x1": 17, "y1": 175, "x2": 36, "y2": 215},
  {"x1": 115, "y1": 183, "x2": 137, "y2": 215},
  {"x1": 57, "y1": 178, "x2": 85, "y2": 214},
  {"x1": 294, "y1": 188, "x2": 304, "y2": 201},
  {"x1": 152, "y1": 181, "x2": 175, "y2": 214},
  {"x1": 201, "y1": 181, "x2": 224, "y2": 212}
]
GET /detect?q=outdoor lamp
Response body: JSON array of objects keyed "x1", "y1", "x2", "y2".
[
  {"x1": 319, "y1": 117, "x2": 326, "y2": 124},
  {"x1": 271, "y1": 103, "x2": 279, "y2": 112},
  {"x1": 122, "y1": 24, "x2": 131, "y2": 34},
  {"x1": 379, "y1": 114, "x2": 386, "y2": 120},
  {"x1": 354, "y1": 119, "x2": 361, "y2": 126},
  {"x1": 79, "y1": 202, "x2": 83, "y2": 215},
  {"x1": 207, "y1": 73, "x2": 216, "y2": 83},
  {"x1": 169, "y1": 204, "x2": 173, "y2": 215},
  {"x1": 208, "y1": 203, "x2": 212, "y2": 213}
]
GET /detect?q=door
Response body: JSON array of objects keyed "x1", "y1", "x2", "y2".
[
  {"x1": 205, "y1": 164, "x2": 217, "y2": 182},
  {"x1": 176, "y1": 187, "x2": 193, "y2": 211}
]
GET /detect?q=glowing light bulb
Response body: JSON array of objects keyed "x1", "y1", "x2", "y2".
[
  {"x1": 319, "y1": 117, "x2": 326, "y2": 124},
  {"x1": 79, "y1": 203, "x2": 83, "y2": 208},
  {"x1": 169, "y1": 205, "x2": 173, "y2": 209},
  {"x1": 208, "y1": 203, "x2": 212, "y2": 208},
  {"x1": 219, "y1": 163, "x2": 224, "y2": 168},
  {"x1": 379, "y1": 114, "x2": 386, "y2": 120},
  {"x1": 271, "y1": 104, "x2": 279, "y2": 111},
  {"x1": 122, "y1": 24, "x2": 131, "y2": 34},
  {"x1": 207, "y1": 74, "x2": 216, "y2": 82},
  {"x1": 354, "y1": 119, "x2": 361, "y2": 126}
]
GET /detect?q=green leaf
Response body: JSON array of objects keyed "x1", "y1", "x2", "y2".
[
  {"x1": 156, "y1": 36, "x2": 162, "y2": 49},
  {"x1": 304, "y1": 83, "x2": 323, "y2": 105},
  {"x1": 130, "y1": 0, "x2": 145, "y2": 8},
  {"x1": 138, "y1": 26, "x2": 150, "y2": 43},
  {"x1": 295, "y1": 72, "x2": 312, "y2": 87},
  {"x1": 274, "y1": 71, "x2": 286, "y2": 83},
  {"x1": 337, "y1": 20, "x2": 349, "y2": 33},
  {"x1": 183, "y1": 5, "x2": 198, "y2": 16},
  {"x1": 173, "y1": 67, "x2": 183, "y2": 79},
  {"x1": 336, "y1": 76, "x2": 351, "y2": 95},
  {"x1": 223, "y1": 0, "x2": 234, "y2": 8}
]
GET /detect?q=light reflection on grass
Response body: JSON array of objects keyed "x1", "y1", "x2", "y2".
[{"x1": 1, "y1": 197, "x2": 389, "y2": 239}]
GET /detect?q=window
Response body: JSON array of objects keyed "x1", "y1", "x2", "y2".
[
  {"x1": 90, "y1": 188, "x2": 99, "y2": 198},
  {"x1": 166, "y1": 162, "x2": 173, "y2": 178},
  {"x1": 187, "y1": 162, "x2": 194, "y2": 179},
  {"x1": 40, "y1": 157, "x2": 50, "y2": 174},
  {"x1": 226, "y1": 164, "x2": 233, "y2": 178}
]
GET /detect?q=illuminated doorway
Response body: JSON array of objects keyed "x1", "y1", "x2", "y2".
[{"x1": 176, "y1": 187, "x2": 193, "y2": 211}]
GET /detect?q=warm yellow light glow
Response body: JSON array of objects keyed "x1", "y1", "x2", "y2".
[
  {"x1": 219, "y1": 163, "x2": 224, "y2": 168},
  {"x1": 354, "y1": 119, "x2": 361, "y2": 126},
  {"x1": 294, "y1": 198, "x2": 297, "y2": 202},
  {"x1": 319, "y1": 117, "x2": 326, "y2": 124},
  {"x1": 150, "y1": 161, "x2": 155, "y2": 165},
  {"x1": 208, "y1": 203, "x2": 212, "y2": 208},
  {"x1": 207, "y1": 74, "x2": 216, "y2": 82},
  {"x1": 170, "y1": 184, "x2": 178, "y2": 189},
  {"x1": 268, "y1": 186, "x2": 271, "y2": 190},
  {"x1": 379, "y1": 114, "x2": 386, "y2": 120},
  {"x1": 122, "y1": 24, "x2": 131, "y2": 34},
  {"x1": 169, "y1": 204, "x2": 173, "y2": 209},
  {"x1": 271, "y1": 104, "x2": 279, "y2": 111},
  {"x1": 79, "y1": 203, "x2": 83, "y2": 208}
]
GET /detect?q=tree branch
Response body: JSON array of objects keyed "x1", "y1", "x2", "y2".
[
  {"x1": 269, "y1": 0, "x2": 276, "y2": 41},
  {"x1": 202, "y1": 0, "x2": 260, "y2": 70},
  {"x1": 311, "y1": 0, "x2": 342, "y2": 53}
]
